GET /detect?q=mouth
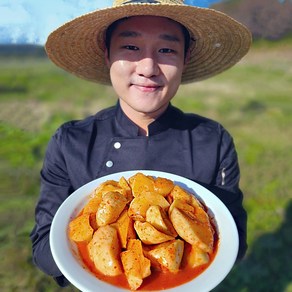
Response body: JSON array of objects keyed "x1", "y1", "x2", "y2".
[{"x1": 132, "y1": 83, "x2": 162, "y2": 93}]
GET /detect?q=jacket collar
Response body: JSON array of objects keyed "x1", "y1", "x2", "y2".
[{"x1": 115, "y1": 101, "x2": 179, "y2": 136}]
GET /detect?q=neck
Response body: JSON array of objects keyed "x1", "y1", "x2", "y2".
[
  {"x1": 119, "y1": 100, "x2": 169, "y2": 136},
  {"x1": 124, "y1": 110, "x2": 155, "y2": 136}
]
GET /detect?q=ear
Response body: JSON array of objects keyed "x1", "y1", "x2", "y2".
[{"x1": 104, "y1": 48, "x2": 111, "y2": 68}]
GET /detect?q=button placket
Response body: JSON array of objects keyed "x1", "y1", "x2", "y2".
[{"x1": 105, "y1": 141, "x2": 122, "y2": 168}]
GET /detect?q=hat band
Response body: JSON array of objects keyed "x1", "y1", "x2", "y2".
[{"x1": 114, "y1": 0, "x2": 183, "y2": 6}]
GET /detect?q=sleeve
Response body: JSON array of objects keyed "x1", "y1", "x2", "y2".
[
  {"x1": 30, "y1": 128, "x2": 72, "y2": 286},
  {"x1": 212, "y1": 127, "x2": 248, "y2": 261}
]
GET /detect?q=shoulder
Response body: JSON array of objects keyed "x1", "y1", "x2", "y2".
[
  {"x1": 58, "y1": 105, "x2": 115, "y2": 131},
  {"x1": 62, "y1": 105, "x2": 116, "y2": 129},
  {"x1": 169, "y1": 105, "x2": 234, "y2": 145},
  {"x1": 170, "y1": 105, "x2": 224, "y2": 132},
  {"x1": 52, "y1": 106, "x2": 116, "y2": 142}
]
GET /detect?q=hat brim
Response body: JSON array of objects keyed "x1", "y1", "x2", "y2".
[{"x1": 45, "y1": 3, "x2": 252, "y2": 85}]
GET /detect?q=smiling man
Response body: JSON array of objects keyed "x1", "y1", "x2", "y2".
[
  {"x1": 106, "y1": 16, "x2": 188, "y2": 135},
  {"x1": 30, "y1": 0, "x2": 252, "y2": 287}
]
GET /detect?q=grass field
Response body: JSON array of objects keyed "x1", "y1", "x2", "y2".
[{"x1": 0, "y1": 40, "x2": 291, "y2": 292}]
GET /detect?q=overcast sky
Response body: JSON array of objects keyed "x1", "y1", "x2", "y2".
[{"x1": 0, "y1": 0, "x2": 221, "y2": 45}]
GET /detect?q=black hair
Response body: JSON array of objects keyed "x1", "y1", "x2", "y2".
[
  {"x1": 105, "y1": 17, "x2": 191, "y2": 60},
  {"x1": 105, "y1": 18, "x2": 125, "y2": 52}
]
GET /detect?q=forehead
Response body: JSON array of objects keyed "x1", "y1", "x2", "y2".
[{"x1": 111, "y1": 15, "x2": 185, "y2": 38}]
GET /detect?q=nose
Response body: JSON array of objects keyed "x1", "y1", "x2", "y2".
[{"x1": 135, "y1": 55, "x2": 160, "y2": 78}]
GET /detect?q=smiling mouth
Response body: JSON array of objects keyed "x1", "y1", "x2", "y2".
[{"x1": 132, "y1": 84, "x2": 162, "y2": 92}]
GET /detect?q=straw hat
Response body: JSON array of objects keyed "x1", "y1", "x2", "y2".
[{"x1": 45, "y1": 0, "x2": 252, "y2": 85}]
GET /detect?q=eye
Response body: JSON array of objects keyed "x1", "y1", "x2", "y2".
[
  {"x1": 123, "y1": 45, "x2": 139, "y2": 51},
  {"x1": 159, "y1": 48, "x2": 175, "y2": 54}
]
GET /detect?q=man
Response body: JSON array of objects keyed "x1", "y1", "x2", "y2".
[{"x1": 31, "y1": 0, "x2": 252, "y2": 287}]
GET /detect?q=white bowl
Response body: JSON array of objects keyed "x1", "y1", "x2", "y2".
[{"x1": 50, "y1": 170, "x2": 238, "y2": 292}]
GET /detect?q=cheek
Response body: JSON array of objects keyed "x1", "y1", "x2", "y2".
[
  {"x1": 163, "y1": 64, "x2": 183, "y2": 85},
  {"x1": 109, "y1": 61, "x2": 132, "y2": 94},
  {"x1": 109, "y1": 60, "x2": 132, "y2": 80},
  {"x1": 162, "y1": 65, "x2": 183, "y2": 98}
]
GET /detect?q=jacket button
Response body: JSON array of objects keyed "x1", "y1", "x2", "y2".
[
  {"x1": 114, "y1": 142, "x2": 121, "y2": 149},
  {"x1": 106, "y1": 160, "x2": 113, "y2": 168}
]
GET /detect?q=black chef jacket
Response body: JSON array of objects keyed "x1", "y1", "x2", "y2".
[{"x1": 30, "y1": 102, "x2": 247, "y2": 286}]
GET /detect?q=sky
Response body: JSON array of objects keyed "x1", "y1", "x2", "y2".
[{"x1": 0, "y1": 0, "x2": 221, "y2": 45}]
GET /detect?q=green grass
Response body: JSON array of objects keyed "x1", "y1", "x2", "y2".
[{"x1": 0, "y1": 42, "x2": 291, "y2": 292}]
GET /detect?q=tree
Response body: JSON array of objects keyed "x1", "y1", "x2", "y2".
[{"x1": 212, "y1": 0, "x2": 292, "y2": 40}]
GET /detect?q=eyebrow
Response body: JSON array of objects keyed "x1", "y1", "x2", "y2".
[
  {"x1": 117, "y1": 30, "x2": 181, "y2": 43},
  {"x1": 159, "y1": 33, "x2": 181, "y2": 43},
  {"x1": 117, "y1": 31, "x2": 140, "y2": 38}
]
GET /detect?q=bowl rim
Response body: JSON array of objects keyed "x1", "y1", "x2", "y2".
[{"x1": 50, "y1": 170, "x2": 239, "y2": 292}]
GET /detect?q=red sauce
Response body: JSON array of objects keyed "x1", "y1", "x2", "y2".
[
  {"x1": 76, "y1": 235, "x2": 218, "y2": 291},
  {"x1": 72, "y1": 181, "x2": 219, "y2": 290}
]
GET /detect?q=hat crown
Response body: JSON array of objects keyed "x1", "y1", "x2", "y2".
[{"x1": 114, "y1": 0, "x2": 184, "y2": 6}]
